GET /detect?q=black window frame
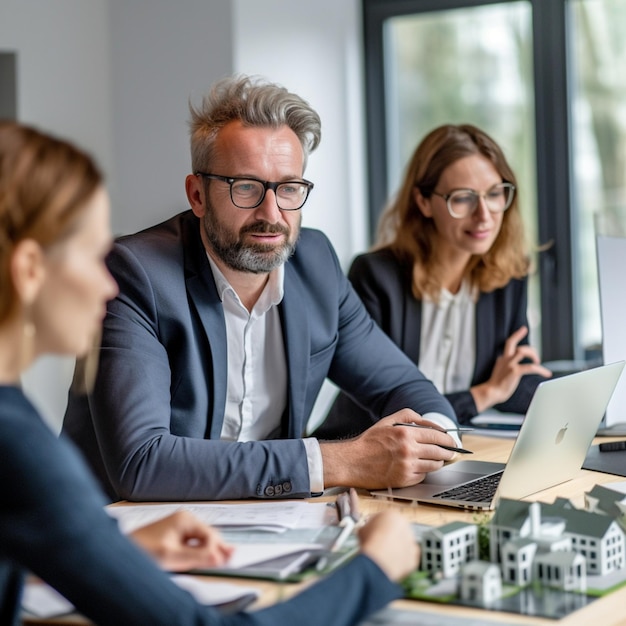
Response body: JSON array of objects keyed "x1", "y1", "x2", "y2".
[
  {"x1": 362, "y1": 0, "x2": 575, "y2": 362},
  {"x1": 0, "y1": 52, "x2": 18, "y2": 120}
]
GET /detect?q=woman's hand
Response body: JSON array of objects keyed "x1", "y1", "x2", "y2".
[
  {"x1": 130, "y1": 510, "x2": 234, "y2": 572},
  {"x1": 358, "y1": 511, "x2": 419, "y2": 581},
  {"x1": 470, "y1": 326, "x2": 552, "y2": 412}
]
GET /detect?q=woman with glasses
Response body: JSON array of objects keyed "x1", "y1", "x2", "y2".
[
  {"x1": 320, "y1": 124, "x2": 551, "y2": 435},
  {"x1": 0, "y1": 121, "x2": 418, "y2": 625}
]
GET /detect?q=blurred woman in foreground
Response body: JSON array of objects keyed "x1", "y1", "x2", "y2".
[{"x1": 0, "y1": 121, "x2": 418, "y2": 625}]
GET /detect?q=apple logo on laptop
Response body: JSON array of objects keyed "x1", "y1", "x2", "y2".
[{"x1": 555, "y1": 423, "x2": 568, "y2": 444}]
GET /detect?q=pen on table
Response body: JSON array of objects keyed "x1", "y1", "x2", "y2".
[
  {"x1": 336, "y1": 487, "x2": 361, "y2": 524},
  {"x1": 392, "y1": 422, "x2": 474, "y2": 454},
  {"x1": 329, "y1": 517, "x2": 355, "y2": 552},
  {"x1": 348, "y1": 487, "x2": 360, "y2": 523},
  {"x1": 334, "y1": 488, "x2": 362, "y2": 547},
  {"x1": 317, "y1": 489, "x2": 361, "y2": 572},
  {"x1": 335, "y1": 491, "x2": 352, "y2": 524}
]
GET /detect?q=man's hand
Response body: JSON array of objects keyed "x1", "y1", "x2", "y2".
[
  {"x1": 358, "y1": 511, "x2": 419, "y2": 581},
  {"x1": 320, "y1": 410, "x2": 458, "y2": 489},
  {"x1": 130, "y1": 510, "x2": 234, "y2": 572},
  {"x1": 471, "y1": 326, "x2": 552, "y2": 412}
]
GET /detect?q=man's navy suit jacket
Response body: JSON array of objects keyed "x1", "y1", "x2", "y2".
[{"x1": 63, "y1": 210, "x2": 455, "y2": 501}]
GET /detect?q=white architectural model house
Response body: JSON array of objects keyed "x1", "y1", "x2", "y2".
[
  {"x1": 411, "y1": 486, "x2": 626, "y2": 615},
  {"x1": 420, "y1": 521, "x2": 478, "y2": 578},
  {"x1": 500, "y1": 537, "x2": 538, "y2": 586},
  {"x1": 533, "y1": 551, "x2": 586, "y2": 593},
  {"x1": 550, "y1": 501, "x2": 623, "y2": 577},
  {"x1": 489, "y1": 497, "x2": 625, "y2": 588},
  {"x1": 459, "y1": 561, "x2": 502, "y2": 605}
]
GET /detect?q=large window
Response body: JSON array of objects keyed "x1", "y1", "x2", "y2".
[
  {"x1": 569, "y1": 0, "x2": 626, "y2": 354},
  {"x1": 363, "y1": 0, "x2": 626, "y2": 363}
]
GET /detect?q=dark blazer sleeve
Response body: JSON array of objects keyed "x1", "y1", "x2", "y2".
[
  {"x1": 316, "y1": 249, "x2": 457, "y2": 438},
  {"x1": 289, "y1": 232, "x2": 456, "y2": 440},
  {"x1": 322, "y1": 247, "x2": 457, "y2": 424},
  {"x1": 1, "y1": 393, "x2": 402, "y2": 626}
]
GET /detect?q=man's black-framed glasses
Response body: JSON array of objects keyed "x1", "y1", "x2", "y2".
[
  {"x1": 431, "y1": 182, "x2": 516, "y2": 219},
  {"x1": 196, "y1": 172, "x2": 314, "y2": 211}
]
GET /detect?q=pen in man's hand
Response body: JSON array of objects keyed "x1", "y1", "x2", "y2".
[
  {"x1": 434, "y1": 442, "x2": 473, "y2": 455},
  {"x1": 392, "y1": 422, "x2": 473, "y2": 454},
  {"x1": 392, "y1": 422, "x2": 474, "y2": 433}
]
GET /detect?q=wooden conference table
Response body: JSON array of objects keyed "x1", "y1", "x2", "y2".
[{"x1": 23, "y1": 434, "x2": 626, "y2": 626}]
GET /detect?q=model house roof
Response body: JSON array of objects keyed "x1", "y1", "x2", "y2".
[
  {"x1": 586, "y1": 484, "x2": 626, "y2": 519},
  {"x1": 493, "y1": 498, "x2": 617, "y2": 540},
  {"x1": 534, "y1": 550, "x2": 584, "y2": 568},
  {"x1": 490, "y1": 498, "x2": 532, "y2": 528},
  {"x1": 542, "y1": 501, "x2": 616, "y2": 538}
]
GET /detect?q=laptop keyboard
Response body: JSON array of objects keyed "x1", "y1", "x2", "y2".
[{"x1": 432, "y1": 470, "x2": 504, "y2": 502}]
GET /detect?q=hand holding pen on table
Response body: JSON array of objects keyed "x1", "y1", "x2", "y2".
[
  {"x1": 392, "y1": 422, "x2": 474, "y2": 454},
  {"x1": 319, "y1": 411, "x2": 470, "y2": 491}
]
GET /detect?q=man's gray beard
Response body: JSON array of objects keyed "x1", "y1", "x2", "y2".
[{"x1": 202, "y1": 213, "x2": 299, "y2": 274}]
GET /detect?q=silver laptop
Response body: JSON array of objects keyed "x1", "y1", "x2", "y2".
[
  {"x1": 371, "y1": 361, "x2": 625, "y2": 511},
  {"x1": 596, "y1": 235, "x2": 626, "y2": 435}
]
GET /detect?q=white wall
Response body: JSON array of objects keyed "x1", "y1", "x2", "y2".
[
  {"x1": 107, "y1": 0, "x2": 234, "y2": 236},
  {"x1": 233, "y1": 0, "x2": 368, "y2": 265},
  {"x1": 0, "y1": 0, "x2": 113, "y2": 170},
  {"x1": 1, "y1": 0, "x2": 366, "y2": 431},
  {"x1": 0, "y1": 0, "x2": 114, "y2": 430},
  {"x1": 233, "y1": 0, "x2": 366, "y2": 429}
]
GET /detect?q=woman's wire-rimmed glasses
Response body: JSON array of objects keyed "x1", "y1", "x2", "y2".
[
  {"x1": 431, "y1": 182, "x2": 516, "y2": 219},
  {"x1": 196, "y1": 172, "x2": 314, "y2": 211}
]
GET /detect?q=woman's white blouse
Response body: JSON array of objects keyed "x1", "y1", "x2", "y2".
[{"x1": 419, "y1": 281, "x2": 476, "y2": 394}]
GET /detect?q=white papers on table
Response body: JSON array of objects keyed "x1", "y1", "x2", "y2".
[
  {"x1": 107, "y1": 500, "x2": 330, "y2": 534},
  {"x1": 21, "y1": 576, "x2": 260, "y2": 619},
  {"x1": 195, "y1": 542, "x2": 326, "y2": 580},
  {"x1": 224, "y1": 542, "x2": 323, "y2": 570},
  {"x1": 170, "y1": 575, "x2": 259, "y2": 608},
  {"x1": 106, "y1": 501, "x2": 334, "y2": 581},
  {"x1": 21, "y1": 583, "x2": 73, "y2": 618}
]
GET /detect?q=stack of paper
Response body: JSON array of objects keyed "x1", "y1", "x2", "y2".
[
  {"x1": 107, "y1": 500, "x2": 332, "y2": 534},
  {"x1": 106, "y1": 500, "x2": 341, "y2": 581}
]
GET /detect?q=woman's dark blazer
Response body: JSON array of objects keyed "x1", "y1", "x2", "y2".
[{"x1": 317, "y1": 248, "x2": 546, "y2": 435}]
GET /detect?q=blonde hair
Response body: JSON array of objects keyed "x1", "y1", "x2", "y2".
[
  {"x1": 377, "y1": 124, "x2": 529, "y2": 300},
  {"x1": 0, "y1": 121, "x2": 102, "y2": 323}
]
